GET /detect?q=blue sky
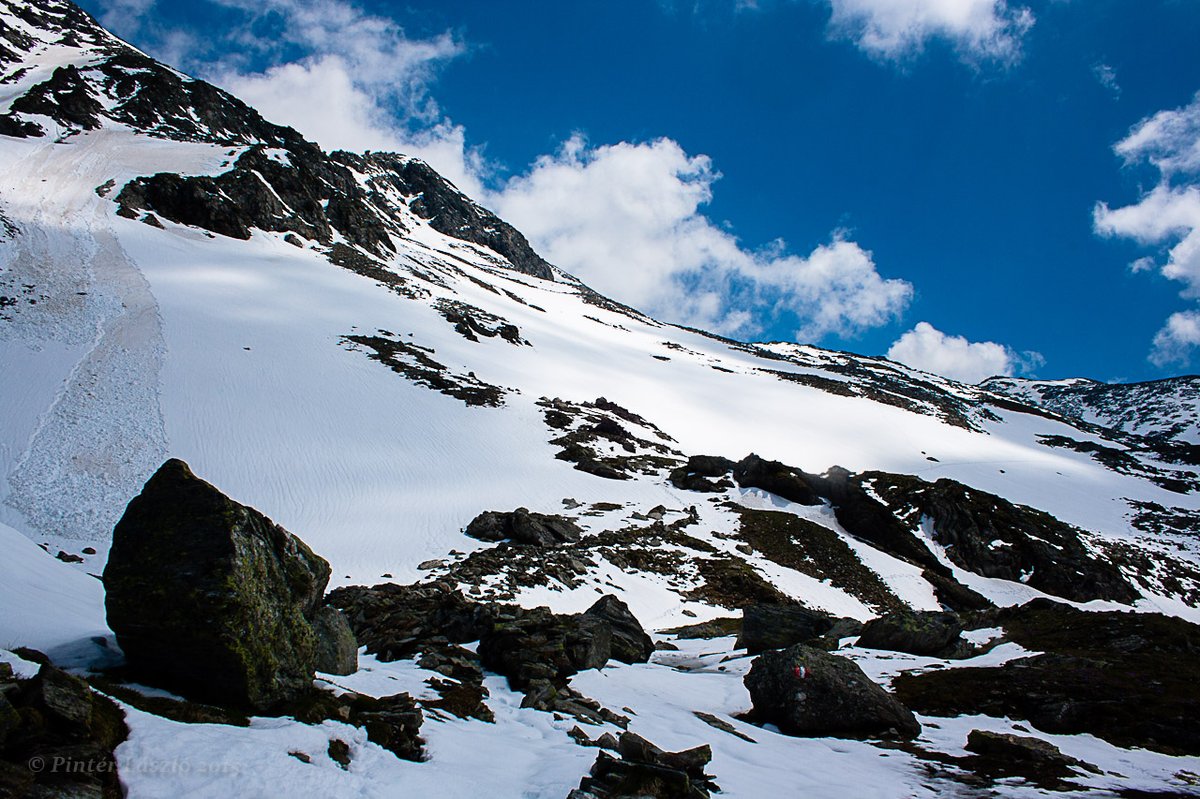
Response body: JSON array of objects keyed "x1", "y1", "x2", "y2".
[{"x1": 80, "y1": 0, "x2": 1200, "y2": 384}]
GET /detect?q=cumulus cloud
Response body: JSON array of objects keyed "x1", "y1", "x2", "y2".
[
  {"x1": 1095, "y1": 91, "x2": 1200, "y2": 366},
  {"x1": 821, "y1": 0, "x2": 1034, "y2": 63},
  {"x1": 887, "y1": 322, "x2": 1042, "y2": 384},
  {"x1": 492, "y1": 135, "x2": 913, "y2": 338}
]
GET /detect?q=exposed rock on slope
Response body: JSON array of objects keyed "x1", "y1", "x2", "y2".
[
  {"x1": 865, "y1": 473, "x2": 1139, "y2": 603},
  {"x1": 464, "y1": 508, "x2": 582, "y2": 547},
  {"x1": 103, "y1": 458, "x2": 351, "y2": 711},
  {"x1": 570, "y1": 732, "x2": 717, "y2": 799},
  {"x1": 743, "y1": 644, "x2": 921, "y2": 740},
  {"x1": 0, "y1": 661, "x2": 128, "y2": 799},
  {"x1": 893, "y1": 599, "x2": 1200, "y2": 754},
  {"x1": 857, "y1": 610, "x2": 968, "y2": 658}
]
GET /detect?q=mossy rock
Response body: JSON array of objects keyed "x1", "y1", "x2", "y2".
[{"x1": 104, "y1": 459, "x2": 331, "y2": 712}]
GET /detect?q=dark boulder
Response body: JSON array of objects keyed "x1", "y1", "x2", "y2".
[
  {"x1": 104, "y1": 459, "x2": 332, "y2": 711},
  {"x1": 464, "y1": 508, "x2": 582, "y2": 547},
  {"x1": 311, "y1": 606, "x2": 358, "y2": 675},
  {"x1": 344, "y1": 692, "x2": 424, "y2": 762},
  {"x1": 965, "y1": 730, "x2": 1097, "y2": 789},
  {"x1": 857, "y1": 610, "x2": 967, "y2": 657},
  {"x1": 478, "y1": 607, "x2": 611, "y2": 689},
  {"x1": 737, "y1": 604, "x2": 836, "y2": 654},
  {"x1": 329, "y1": 582, "x2": 495, "y2": 662},
  {"x1": 743, "y1": 645, "x2": 920, "y2": 739},
  {"x1": 569, "y1": 732, "x2": 716, "y2": 799},
  {"x1": 669, "y1": 455, "x2": 735, "y2": 492},
  {"x1": 584, "y1": 595, "x2": 654, "y2": 663},
  {"x1": 732, "y1": 454, "x2": 823, "y2": 505},
  {"x1": 0, "y1": 665, "x2": 128, "y2": 799}
]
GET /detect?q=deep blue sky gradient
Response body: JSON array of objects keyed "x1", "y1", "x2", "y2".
[{"x1": 78, "y1": 0, "x2": 1200, "y2": 382}]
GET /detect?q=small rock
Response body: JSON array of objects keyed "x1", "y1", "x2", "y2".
[{"x1": 328, "y1": 738, "x2": 352, "y2": 769}]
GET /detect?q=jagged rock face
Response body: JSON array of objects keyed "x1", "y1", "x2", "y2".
[
  {"x1": 865, "y1": 473, "x2": 1140, "y2": 604},
  {"x1": 0, "y1": 663, "x2": 129, "y2": 799},
  {"x1": 0, "y1": 0, "x2": 557, "y2": 283},
  {"x1": 104, "y1": 459, "x2": 332, "y2": 711},
  {"x1": 339, "y1": 153, "x2": 555, "y2": 281},
  {"x1": 856, "y1": 610, "x2": 967, "y2": 657},
  {"x1": 743, "y1": 645, "x2": 921, "y2": 740},
  {"x1": 893, "y1": 599, "x2": 1200, "y2": 754}
]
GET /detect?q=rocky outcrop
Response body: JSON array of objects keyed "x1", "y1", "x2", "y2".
[
  {"x1": 464, "y1": 508, "x2": 582, "y2": 547},
  {"x1": 344, "y1": 154, "x2": 555, "y2": 281},
  {"x1": 857, "y1": 610, "x2": 968, "y2": 657},
  {"x1": 732, "y1": 454, "x2": 823, "y2": 505},
  {"x1": 0, "y1": 662, "x2": 129, "y2": 799},
  {"x1": 893, "y1": 599, "x2": 1200, "y2": 754},
  {"x1": 104, "y1": 459, "x2": 351, "y2": 712},
  {"x1": 478, "y1": 607, "x2": 612, "y2": 689},
  {"x1": 288, "y1": 688, "x2": 425, "y2": 762},
  {"x1": 743, "y1": 645, "x2": 920, "y2": 739},
  {"x1": 584, "y1": 595, "x2": 655, "y2": 664},
  {"x1": 866, "y1": 473, "x2": 1140, "y2": 604},
  {"x1": 668, "y1": 455, "x2": 735, "y2": 492},
  {"x1": 737, "y1": 604, "x2": 837, "y2": 654},
  {"x1": 330, "y1": 582, "x2": 643, "y2": 727},
  {"x1": 964, "y1": 730, "x2": 1098, "y2": 790},
  {"x1": 569, "y1": 732, "x2": 717, "y2": 799}
]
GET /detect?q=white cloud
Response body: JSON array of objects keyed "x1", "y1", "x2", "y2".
[
  {"x1": 1151, "y1": 310, "x2": 1200, "y2": 367},
  {"x1": 887, "y1": 321, "x2": 1041, "y2": 383},
  {"x1": 1113, "y1": 90, "x2": 1200, "y2": 178},
  {"x1": 1095, "y1": 92, "x2": 1200, "y2": 367},
  {"x1": 491, "y1": 135, "x2": 913, "y2": 338},
  {"x1": 1093, "y1": 63, "x2": 1120, "y2": 98},
  {"x1": 822, "y1": 0, "x2": 1034, "y2": 63}
]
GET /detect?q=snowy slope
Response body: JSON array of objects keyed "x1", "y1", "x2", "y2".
[
  {"x1": 2, "y1": 0, "x2": 1199, "y2": 616},
  {"x1": 984, "y1": 375, "x2": 1200, "y2": 445},
  {"x1": 3, "y1": 3, "x2": 1200, "y2": 796}
]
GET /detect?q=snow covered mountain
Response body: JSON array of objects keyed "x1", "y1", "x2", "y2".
[
  {"x1": 983, "y1": 375, "x2": 1200, "y2": 446},
  {"x1": 3, "y1": 2, "x2": 1200, "y2": 796}
]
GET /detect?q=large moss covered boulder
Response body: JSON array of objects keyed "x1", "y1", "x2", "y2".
[{"x1": 104, "y1": 459, "x2": 334, "y2": 711}]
